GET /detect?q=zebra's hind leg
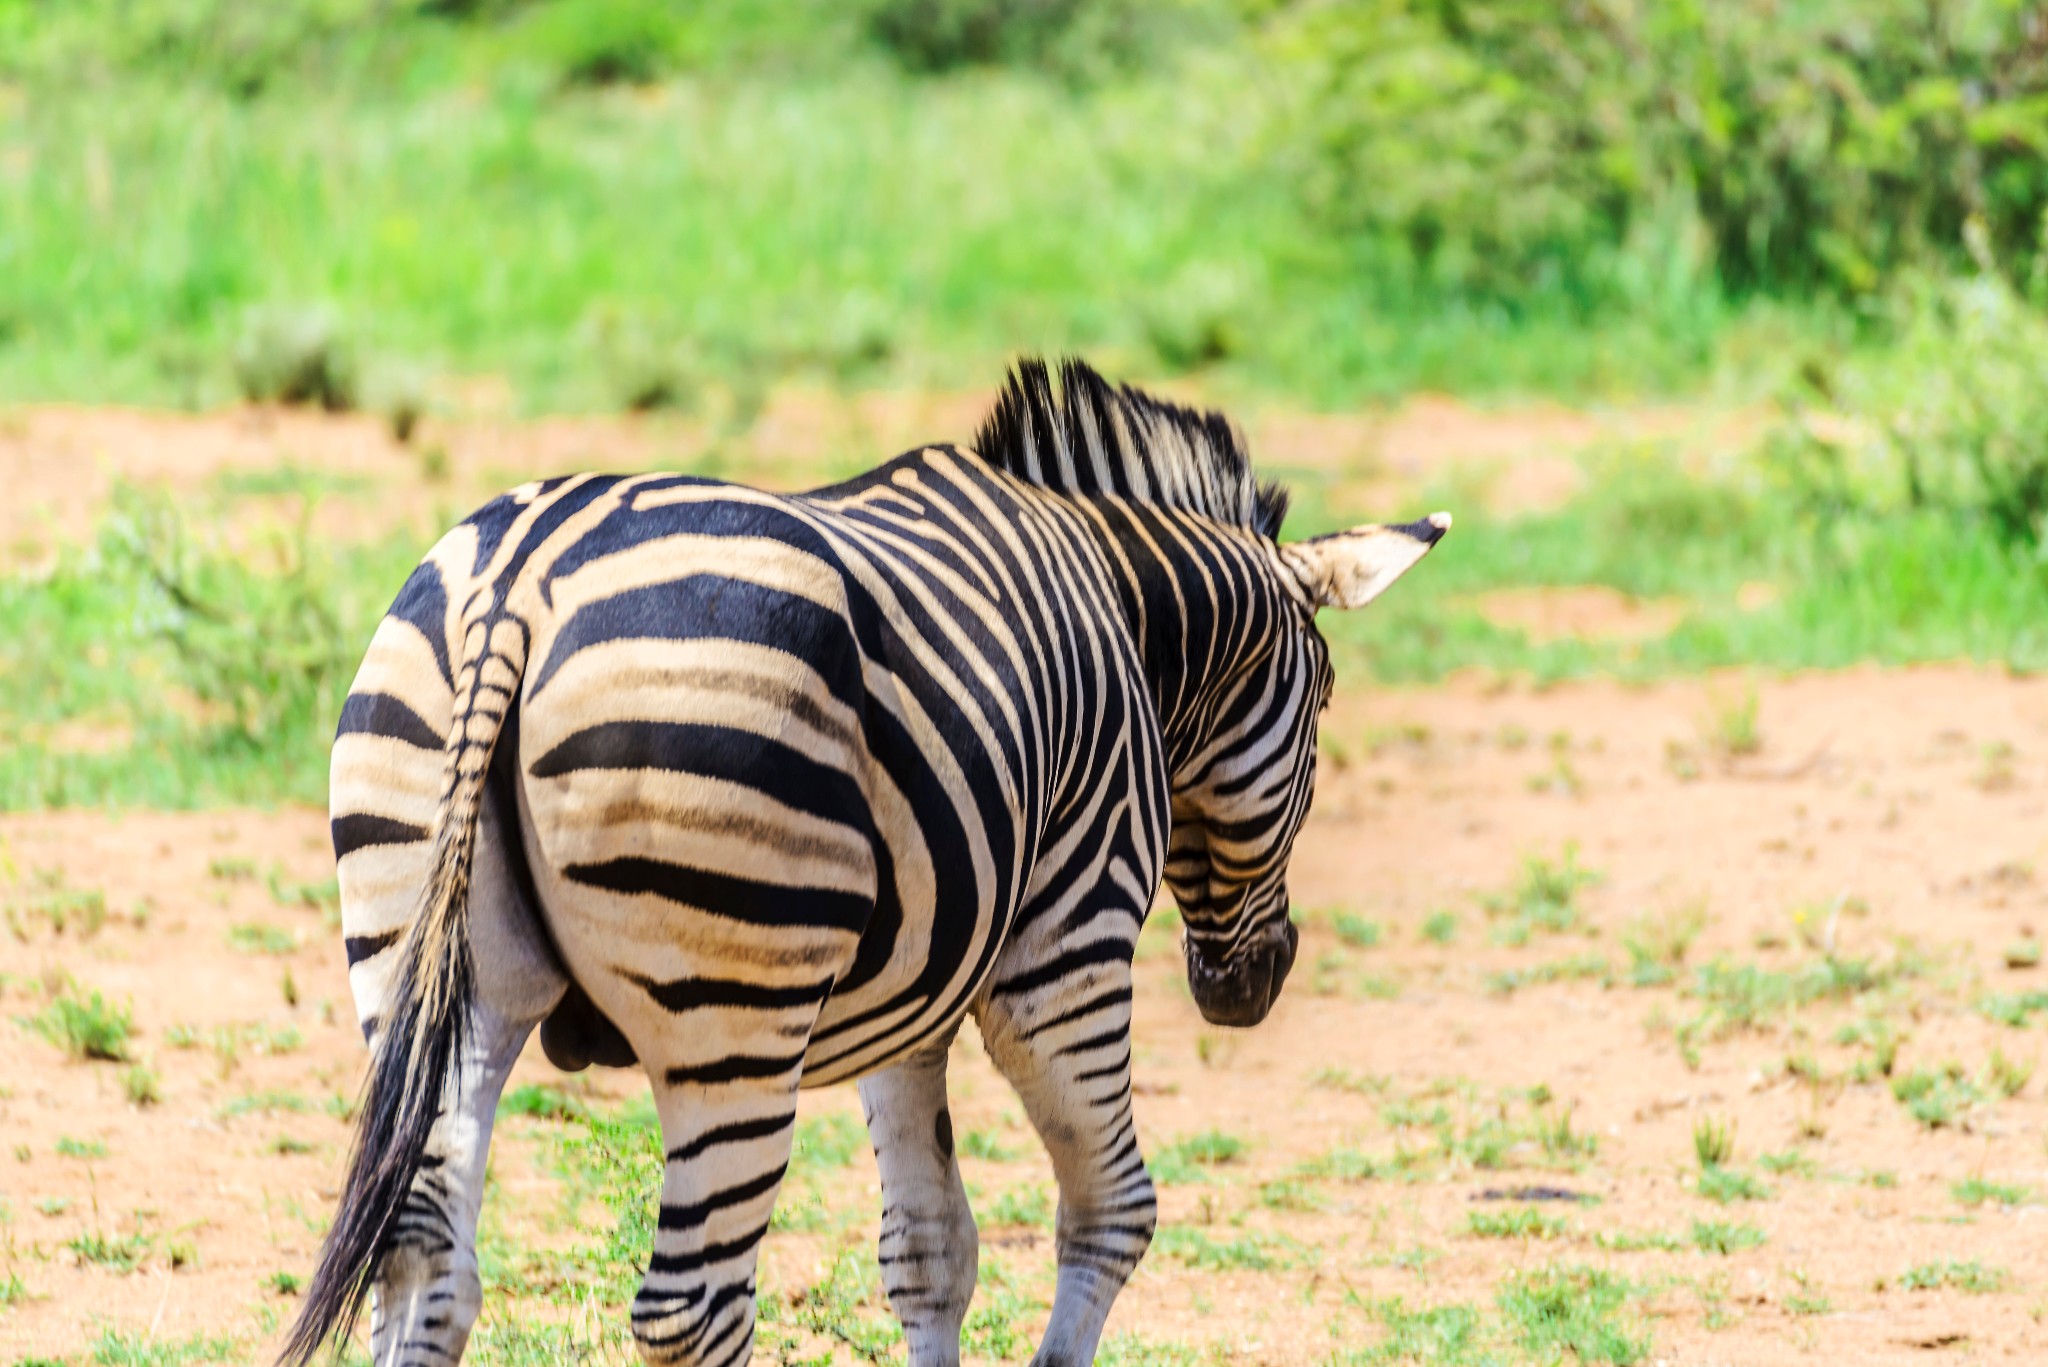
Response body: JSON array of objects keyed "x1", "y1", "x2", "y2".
[
  {"x1": 629, "y1": 1066, "x2": 805, "y2": 1367},
  {"x1": 361, "y1": 998, "x2": 533, "y2": 1363},
  {"x1": 344, "y1": 784, "x2": 567, "y2": 1364},
  {"x1": 977, "y1": 960, "x2": 1156, "y2": 1367},
  {"x1": 858, "y1": 1040, "x2": 979, "y2": 1366}
]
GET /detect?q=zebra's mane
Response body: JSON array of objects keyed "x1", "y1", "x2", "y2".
[{"x1": 972, "y1": 358, "x2": 1290, "y2": 538}]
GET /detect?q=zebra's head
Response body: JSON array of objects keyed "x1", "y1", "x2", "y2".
[{"x1": 1167, "y1": 514, "x2": 1449, "y2": 1027}]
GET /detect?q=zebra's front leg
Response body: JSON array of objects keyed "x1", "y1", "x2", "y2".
[
  {"x1": 978, "y1": 960, "x2": 1156, "y2": 1367},
  {"x1": 858, "y1": 1040, "x2": 979, "y2": 1366}
]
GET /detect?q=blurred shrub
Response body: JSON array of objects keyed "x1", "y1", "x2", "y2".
[
  {"x1": 1281, "y1": 0, "x2": 2048, "y2": 304},
  {"x1": 1769, "y1": 231, "x2": 2048, "y2": 555},
  {"x1": 864, "y1": 0, "x2": 1200, "y2": 76},
  {"x1": 104, "y1": 487, "x2": 359, "y2": 748},
  {"x1": 233, "y1": 306, "x2": 357, "y2": 411},
  {"x1": 505, "y1": 0, "x2": 683, "y2": 86}
]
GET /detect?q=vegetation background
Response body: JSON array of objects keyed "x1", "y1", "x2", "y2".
[
  {"x1": 4, "y1": 0, "x2": 2048, "y2": 807},
  {"x1": 8, "y1": 6, "x2": 2048, "y2": 1366}
]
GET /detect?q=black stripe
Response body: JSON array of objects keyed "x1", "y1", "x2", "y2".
[
  {"x1": 630, "y1": 971, "x2": 834, "y2": 1015},
  {"x1": 332, "y1": 813, "x2": 428, "y2": 861},
  {"x1": 645, "y1": 1217, "x2": 775, "y2": 1276},
  {"x1": 565, "y1": 858, "x2": 870, "y2": 934},
  {"x1": 344, "y1": 930, "x2": 402, "y2": 966},
  {"x1": 664, "y1": 1053, "x2": 806, "y2": 1087},
  {"x1": 336, "y1": 691, "x2": 443, "y2": 751},
  {"x1": 530, "y1": 720, "x2": 867, "y2": 829},
  {"x1": 989, "y1": 936, "x2": 1131, "y2": 999},
  {"x1": 386, "y1": 562, "x2": 452, "y2": 689},
  {"x1": 665, "y1": 1114, "x2": 794, "y2": 1165},
  {"x1": 527, "y1": 575, "x2": 862, "y2": 711},
  {"x1": 657, "y1": 1166, "x2": 788, "y2": 1232}
]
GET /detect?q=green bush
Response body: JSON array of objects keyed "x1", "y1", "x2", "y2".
[
  {"x1": 232, "y1": 305, "x2": 357, "y2": 411},
  {"x1": 1281, "y1": 0, "x2": 2048, "y2": 303},
  {"x1": 1770, "y1": 258, "x2": 2048, "y2": 554},
  {"x1": 506, "y1": 0, "x2": 685, "y2": 86},
  {"x1": 863, "y1": 0, "x2": 1192, "y2": 77}
]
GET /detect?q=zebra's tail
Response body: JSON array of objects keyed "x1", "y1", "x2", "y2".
[{"x1": 280, "y1": 615, "x2": 524, "y2": 1367}]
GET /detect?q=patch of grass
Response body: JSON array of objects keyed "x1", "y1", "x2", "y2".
[
  {"x1": 1466, "y1": 1207, "x2": 1568, "y2": 1240},
  {"x1": 987, "y1": 1184, "x2": 1053, "y2": 1228},
  {"x1": 1486, "y1": 952, "x2": 1610, "y2": 995},
  {"x1": 1098, "y1": 1333, "x2": 1208, "y2": 1367},
  {"x1": 789, "y1": 1112, "x2": 865, "y2": 1178},
  {"x1": 1693, "y1": 1117, "x2": 1735, "y2": 1170},
  {"x1": 1978, "y1": 989, "x2": 2048, "y2": 1029},
  {"x1": 1256, "y1": 1177, "x2": 1325, "y2": 1212},
  {"x1": 120, "y1": 1064, "x2": 161, "y2": 1107},
  {"x1": 497, "y1": 1083, "x2": 586, "y2": 1123},
  {"x1": 1899, "y1": 1260, "x2": 2008, "y2": 1294},
  {"x1": 958, "y1": 1127, "x2": 1019, "y2": 1162},
  {"x1": 1755, "y1": 1149, "x2": 1816, "y2": 1178},
  {"x1": 1689, "y1": 1220, "x2": 1766, "y2": 1254},
  {"x1": 1621, "y1": 899, "x2": 1708, "y2": 986},
  {"x1": 1496, "y1": 1265, "x2": 1649, "y2": 1366},
  {"x1": 24, "y1": 987, "x2": 134, "y2": 1062},
  {"x1": 1149, "y1": 1129, "x2": 1244, "y2": 1187},
  {"x1": 1702, "y1": 687, "x2": 1762, "y2": 761},
  {"x1": 769, "y1": 1244, "x2": 902, "y2": 1362},
  {"x1": 1420, "y1": 911, "x2": 1459, "y2": 945},
  {"x1": 1891, "y1": 1063, "x2": 1993, "y2": 1130},
  {"x1": 56, "y1": 1135, "x2": 108, "y2": 1159},
  {"x1": 1593, "y1": 1228, "x2": 1685, "y2": 1253},
  {"x1": 216, "y1": 1089, "x2": 311, "y2": 1119},
  {"x1": 1480, "y1": 846, "x2": 1600, "y2": 945},
  {"x1": 1952, "y1": 1177, "x2": 2032, "y2": 1208},
  {"x1": 1346, "y1": 1297, "x2": 1485, "y2": 1364},
  {"x1": 1678, "y1": 953, "x2": 1905, "y2": 1050},
  {"x1": 1152, "y1": 1226, "x2": 1306, "y2": 1272},
  {"x1": 1695, "y1": 1166, "x2": 1770, "y2": 1205},
  {"x1": 66, "y1": 1230, "x2": 151, "y2": 1274},
  {"x1": 1332, "y1": 913, "x2": 1383, "y2": 948},
  {"x1": 226, "y1": 922, "x2": 299, "y2": 955},
  {"x1": 89, "y1": 1328, "x2": 243, "y2": 1366}
]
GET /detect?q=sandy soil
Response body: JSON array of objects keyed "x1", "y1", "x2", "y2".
[
  {"x1": 0, "y1": 389, "x2": 1757, "y2": 569},
  {"x1": 6, "y1": 665, "x2": 2048, "y2": 1365}
]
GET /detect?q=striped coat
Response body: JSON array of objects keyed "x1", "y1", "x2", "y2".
[{"x1": 284, "y1": 360, "x2": 1446, "y2": 1367}]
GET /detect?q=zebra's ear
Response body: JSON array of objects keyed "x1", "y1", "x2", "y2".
[{"x1": 1282, "y1": 513, "x2": 1451, "y2": 610}]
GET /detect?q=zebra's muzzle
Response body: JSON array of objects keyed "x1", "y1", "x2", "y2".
[{"x1": 1186, "y1": 918, "x2": 1298, "y2": 1028}]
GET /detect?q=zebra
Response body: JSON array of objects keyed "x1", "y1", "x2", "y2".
[{"x1": 282, "y1": 357, "x2": 1446, "y2": 1367}]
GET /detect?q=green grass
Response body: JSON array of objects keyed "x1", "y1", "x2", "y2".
[
  {"x1": 1149, "y1": 1129, "x2": 1245, "y2": 1185},
  {"x1": 0, "y1": 4, "x2": 1821, "y2": 416},
  {"x1": 1152, "y1": 1225, "x2": 1306, "y2": 1272},
  {"x1": 1689, "y1": 1220, "x2": 1766, "y2": 1254},
  {"x1": 1465, "y1": 1207, "x2": 1568, "y2": 1241},
  {"x1": 226, "y1": 922, "x2": 300, "y2": 955},
  {"x1": 88, "y1": 1328, "x2": 243, "y2": 1366},
  {"x1": 1952, "y1": 1177, "x2": 2032, "y2": 1208},
  {"x1": 1495, "y1": 1265, "x2": 1649, "y2": 1365},
  {"x1": 1308, "y1": 448, "x2": 2048, "y2": 685},
  {"x1": 66, "y1": 1230, "x2": 152, "y2": 1273},
  {"x1": 1478, "y1": 847, "x2": 1600, "y2": 946},
  {"x1": 1695, "y1": 1166, "x2": 1771, "y2": 1205},
  {"x1": 24, "y1": 987, "x2": 135, "y2": 1062},
  {"x1": 1898, "y1": 1260, "x2": 2009, "y2": 1294}
]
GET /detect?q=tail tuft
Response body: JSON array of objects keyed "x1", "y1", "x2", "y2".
[{"x1": 277, "y1": 890, "x2": 474, "y2": 1366}]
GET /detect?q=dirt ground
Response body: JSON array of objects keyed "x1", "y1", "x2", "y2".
[
  {"x1": 7, "y1": 666, "x2": 2048, "y2": 1365},
  {"x1": 4, "y1": 398, "x2": 2047, "y2": 1366}
]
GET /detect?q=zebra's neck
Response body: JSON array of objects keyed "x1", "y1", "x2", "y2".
[{"x1": 1086, "y1": 500, "x2": 1291, "y2": 780}]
